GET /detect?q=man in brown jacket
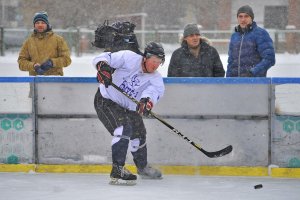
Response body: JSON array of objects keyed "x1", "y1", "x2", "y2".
[{"x1": 18, "y1": 11, "x2": 71, "y2": 76}]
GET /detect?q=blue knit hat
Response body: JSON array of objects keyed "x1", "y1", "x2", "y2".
[{"x1": 33, "y1": 11, "x2": 50, "y2": 26}]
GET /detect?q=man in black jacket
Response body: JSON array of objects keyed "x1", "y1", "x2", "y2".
[{"x1": 167, "y1": 23, "x2": 225, "y2": 77}]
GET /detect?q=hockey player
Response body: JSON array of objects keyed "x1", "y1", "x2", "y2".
[{"x1": 92, "y1": 42, "x2": 165, "y2": 185}]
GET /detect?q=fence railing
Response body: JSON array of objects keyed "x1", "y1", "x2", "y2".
[{"x1": 1, "y1": 27, "x2": 300, "y2": 56}]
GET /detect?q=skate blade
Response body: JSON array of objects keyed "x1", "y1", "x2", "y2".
[
  {"x1": 139, "y1": 175, "x2": 163, "y2": 180},
  {"x1": 109, "y1": 178, "x2": 136, "y2": 186}
]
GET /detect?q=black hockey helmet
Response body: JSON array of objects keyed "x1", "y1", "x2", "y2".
[{"x1": 144, "y1": 42, "x2": 165, "y2": 63}]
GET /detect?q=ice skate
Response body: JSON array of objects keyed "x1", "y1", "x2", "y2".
[
  {"x1": 137, "y1": 164, "x2": 162, "y2": 179},
  {"x1": 109, "y1": 164, "x2": 137, "y2": 186}
]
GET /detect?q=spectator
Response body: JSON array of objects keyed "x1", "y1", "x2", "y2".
[
  {"x1": 18, "y1": 11, "x2": 71, "y2": 76},
  {"x1": 167, "y1": 23, "x2": 225, "y2": 77},
  {"x1": 227, "y1": 5, "x2": 275, "y2": 77},
  {"x1": 92, "y1": 42, "x2": 165, "y2": 185}
]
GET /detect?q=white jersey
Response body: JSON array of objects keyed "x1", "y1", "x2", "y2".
[{"x1": 92, "y1": 50, "x2": 165, "y2": 111}]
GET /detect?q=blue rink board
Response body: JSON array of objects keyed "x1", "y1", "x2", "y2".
[{"x1": 0, "y1": 77, "x2": 300, "y2": 84}]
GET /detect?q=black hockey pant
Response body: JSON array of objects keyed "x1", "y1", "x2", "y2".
[{"x1": 94, "y1": 89, "x2": 148, "y2": 169}]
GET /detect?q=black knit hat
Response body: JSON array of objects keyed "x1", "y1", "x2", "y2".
[
  {"x1": 237, "y1": 5, "x2": 254, "y2": 20},
  {"x1": 183, "y1": 23, "x2": 200, "y2": 38},
  {"x1": 33, "y1": 11, "x2": 50, "y2": 26}
]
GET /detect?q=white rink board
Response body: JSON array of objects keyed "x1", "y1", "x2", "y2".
[{"x1": 0, "y1": 83, "x2": 32, "y2": 113}]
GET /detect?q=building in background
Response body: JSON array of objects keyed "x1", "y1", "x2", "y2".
[
  {"x1": 286, "y1": 0, "x2": 300, "y2": 53},
  {"x1": 0, "y1": 0, "x2": 295, "y2": 30},
  {"x1": 1, "y1": 0, "x2": 300, "y2": 53}
]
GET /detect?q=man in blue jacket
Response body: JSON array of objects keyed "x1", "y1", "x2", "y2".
[{"x1": 227, "y1": 5, "x2": 275, "y2": 77}]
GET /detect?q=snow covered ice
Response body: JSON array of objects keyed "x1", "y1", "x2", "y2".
[{"x1": 1, "y1": 172, "x2": 300, "y2": 200}]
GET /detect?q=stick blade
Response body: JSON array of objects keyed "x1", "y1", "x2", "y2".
[{"x1": 200, "y1": 145, "x2": 233, "y2": 158}]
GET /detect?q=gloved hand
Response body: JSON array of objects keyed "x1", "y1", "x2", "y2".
[
  {"x1": 240, "y1": 69, "x2": 253, "y2": 77},
  {"x1": 34, "y1": 64, "x2": 45, "y2": 75},
  {"x1": 40, "y1": 59, "x2": 53, "y2": 71},
  {"x1": 96, "y1": 61, "x2": 113, "y2": 88},
  {"x1": 34, "y1": 59, "x2": 53, "y2": 75},
  {"x1": 136, "y1": 97, "x2": 153, "y2": 116}
]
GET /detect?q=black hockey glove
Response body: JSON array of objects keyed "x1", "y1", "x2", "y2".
[
  {"x1": 96, "y1": 61, "x2": 113, "y2": 88},
  {"x1": 136, "y1": 97, "x2": 153, "y2": 116}
]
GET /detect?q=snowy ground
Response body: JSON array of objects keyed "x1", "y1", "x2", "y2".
[
  {"x1": 1, "y1": 51, "x2": 300, "y2": 77},
  {"x1": 1, "y1": 173, "x2": 300, "y2": 200}
]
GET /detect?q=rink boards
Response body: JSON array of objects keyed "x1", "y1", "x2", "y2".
[{"x1": 0, "y1": 77, "x2": 300, "y2": 177}]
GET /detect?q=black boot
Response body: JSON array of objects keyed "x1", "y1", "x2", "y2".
[{"x1": 109, "y1": 164, "x2": 137, "y2": 185}]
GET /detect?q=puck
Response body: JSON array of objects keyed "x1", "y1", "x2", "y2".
[{"x1": 254, "y1": 184, "x2": 263, "y2": 189}]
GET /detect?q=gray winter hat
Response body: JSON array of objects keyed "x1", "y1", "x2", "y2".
[
  {"x1": 237, "y1": 5, "x2": 254, "y2": 20},
  {"x1": 183, "y1": 23, "x2": 200, "y2": 38}
]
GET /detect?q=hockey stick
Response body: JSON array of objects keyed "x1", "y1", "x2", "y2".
[{"x1": 110, "y1": 82, "x2": 233, "y2": 158}]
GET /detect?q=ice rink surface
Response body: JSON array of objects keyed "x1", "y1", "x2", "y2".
[{"x1": 1, "y1": 172, "x2": 300, "y2": 200}]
